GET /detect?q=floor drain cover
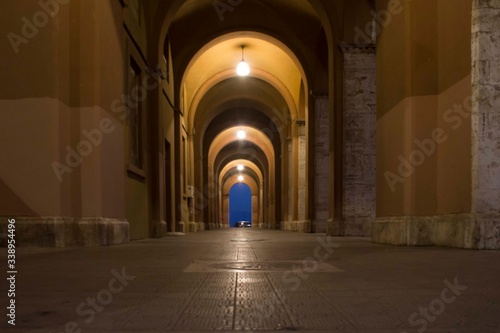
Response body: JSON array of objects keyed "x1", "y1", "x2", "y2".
[
  {"x1": 275, "y1": 326, "x2": 301, "y2": 331},
  {"x1": 210, "y1": 261, "x2": 278, "y2": 270},
  {"x1": 230, "y1": 239, "x2": 266, "y2": 242},
  {"x1": 184, "y1": 260, "x2": 343, "y2": 273}
]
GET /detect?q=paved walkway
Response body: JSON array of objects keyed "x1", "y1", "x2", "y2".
[{"x1": 1, "y1": 229, "x2": 500, "y2": 332}]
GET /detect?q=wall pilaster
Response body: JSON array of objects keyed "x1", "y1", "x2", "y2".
[
  {"x1": 340, "y1": 44, "x2": 377, "y2": 236},
  {"x1": 313, "y1": 96, "x2": 329, "y2": 233},
  {"x1": 471, "y1": 0, "x2": 500, "y2": 249},
  {"x1": 296, "y1": 120, "x2": 309, "y2": 231}
]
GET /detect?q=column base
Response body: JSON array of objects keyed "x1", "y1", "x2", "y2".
[
  {"x1": 372, "y1": 214, "x2": 500, "y2": 249},
  {"x1": 0, "y1": 217, "x2": 129, "y2": 247},
  {"x1": 155, "y1": 221, "x2": 167, "y2": 238},
  {"x1": 326, "y1": 218, "x2": 342, "y2": 236},
  {"x1": 281, "y1": 221, "x2": 291, "y2": 231},
  {"x1": 166, "y1": 232, "x2": 185, "y2": 236},
  {"x1": 312, "y1": 220, "x2": 327, "y2": 233},
  {"x1": 196, "y1": 222, "x2": 206, "y2": 231},
  {"x1": 188, "y1": 222, "x2": 197, "y2": 232},
  {"x1": 343, "y1": 216, "x2": 373, "y2": 237},
  {"x1": 281, "y1": 220, "x2": 311, "y2": 232}
]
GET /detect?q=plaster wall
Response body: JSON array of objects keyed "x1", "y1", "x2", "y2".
[
  {"x1": 374, "y1": 0, "x2": 480, "y2": 248},
  {"x1": 0, "y1": 0, "x2": 129, "y2": 245}
]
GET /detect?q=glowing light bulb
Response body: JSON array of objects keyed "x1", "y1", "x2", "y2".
[
  {"x1": 237, "y1": 164, "x2": 244, "y2": 171},
  {"x1": 236, "y1": 61, "x2": 250, "y2": 76},
  {"x1": 237, "y1": 130, "x2": 246, "y2": 140},
  {"x1": 236, "y1": 46, "x2": 250, "y2": 76},
  {"x1": 238, "y1": 175, "x2": 244, "y2": 182}
]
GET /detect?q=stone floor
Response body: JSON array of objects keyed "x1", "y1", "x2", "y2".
[{"x1": 1, "y1": 229, "x2": 500, "y2": 333}]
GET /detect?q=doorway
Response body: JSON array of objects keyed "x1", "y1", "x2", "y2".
[{"x1": 229, "y1": 183, "x2": 252, "y2": 227}]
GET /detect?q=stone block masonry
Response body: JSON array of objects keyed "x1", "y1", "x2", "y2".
[{"x1": 340, "y1": 44, "x2": 377, "y2": 237}]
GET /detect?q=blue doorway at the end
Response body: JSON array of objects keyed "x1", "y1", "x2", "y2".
[{"x1": 229, "y1": 183, "x2": 252, "y2": 227}]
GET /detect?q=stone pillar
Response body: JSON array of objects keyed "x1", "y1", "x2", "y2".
[
  {"x1": 471, "y1": 0, "x2": 500, "y2": 249},
  {"x1": 218, "y1": 189, "x2": 224, "y2": 228},
  {"x1": 252, "y1": 194, "x2": 258, "y2": 225},
  {"x1": 296, "y1": 120, "x2": 309, "y2": 231},
  {"x1": 259, "y1": 184, "x2": 264, "y2": 228},
  {"x1": 222, "y1": 194, "x2": 229, "y2": 228},
  {"x1": 287, "y1": 139, "x2": 293, "y2": 222},
  {"x1": 207, "y1": 166, "x2": 215, "y2": 230},
  {"x1": 340, "y1": 44, "x2": 376, "y2": 236},
  {"x1": 281, "y1": 138, "x2": 293, "y2": 230},
  {"x1": 313, "y1": 96, "x2": 329, "y2": 233}
]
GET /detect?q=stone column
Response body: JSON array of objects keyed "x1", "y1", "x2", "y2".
[
  {"x1": 340, "y1": 44, "x2": 376, "y2": 236},
  {"x1": 217, "y1": 190, "x2": 229, "y2": 228},
  {"x1": 186, "y1": 134, "x2": 198, "y2": 231},
  {"x1": 281, "y1": 138, "x2": 293, "y2": 230},
  {"x1": 252, "y1": 194, "x2": 258, "y2": 225},
  {"x1": 222, "y1": 194, "x2": 229, "y2": 228},
  {"x1": 471, "y1": 0, "x2": 500, "y2": 249},
  {"x1": 206, "y1": 167, "x2": 215, "y2": 231},
  {"x1": 287, "y1": 139, "x2": 293, "y2": 222},
  {"x1": 297, "y1": 120, "x2": 308, "y2": 231},
  {"x1": 259, "y1": 184, "x2": 264, "y2": 228},
  {"x1": 313, "y1": 96, "x2": 329, "y2": 233}
]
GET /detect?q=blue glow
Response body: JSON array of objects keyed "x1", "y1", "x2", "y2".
[{"x1": 229, "y1": 183, "x2": 252, "y2": 227}]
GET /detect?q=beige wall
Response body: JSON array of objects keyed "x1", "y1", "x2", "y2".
[
  {"x1": 436, "y1": 0, "x2": 472, "y2": 214},
  {"x1": 0, "y1": 0, "x2": 126, "y2": 219},
  {"x1": 376, "y1": 0, "x2": 472, "y2": 217}
]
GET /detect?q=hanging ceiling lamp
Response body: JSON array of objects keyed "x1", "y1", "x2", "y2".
[
  {"x1": 237, "y1": 129, "x2": 246, "y2": 140},
  {"x1": 236, "y1": 45, "x2": 250, "y2": 77}
]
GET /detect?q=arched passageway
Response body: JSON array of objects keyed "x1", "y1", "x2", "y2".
[{"x1": 3, "y1": 0, "x2": 496, "y2": 250}]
